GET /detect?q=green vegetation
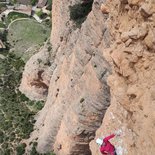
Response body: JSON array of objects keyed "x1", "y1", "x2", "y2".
[
  {"x1": 0, "y1": 51, "x2": 45, "y2": 154},
  {"x1": 80, "y1": 98, "x2": 85, "y2": 103},
  {"x1": 0, "y1": 3, "x2": 7, "y2": 13},
  {"x1": 94, "y1": 64, "x2": 97, "y2": 68},
  {"x1": 12, "y1": 0, "x2": 17, "y2": 4},
  {"x1": 36, "y1": 10, "x2": 47, "y2": 19},
  {"x1": 0, "y1": 21, "x2": 5, "y2": 28},
  {"x1": 69, "y1": 0, "x2": 93, "y2": 28},
  {"x1": 31, "y1": 0, "x2": 38, "y2": 6},
  {"x1": 0, "y1": 29, "x2": 10, "y2": 50},
  {"x1": 16, "y1": 143, "x2": 26, "y2": 155},
  {"x1": 0, "y1": 29, "x2": 7, "y2": 42},
  {"x1": 7, "y1": 19, "x2": 50, "y2": 61},
  {"x1": 0, "y1": 2, "x2": 52, "y2": 154},
  {"x1": 36, "y1": 10, "x2": 44, "y2": 17},
  {"x1": 47, "y1": 0, "x2": 53, "y2": 11},
  {"x1": 5, "y1": 12, "x2": 29, "y2": 24},
  {"x1": 29, "y1": 142, "x2": 55, "y2": 155},
  {"x1": 43, "y1": 18, "x2": 52, "y2": 28},
  {"x1": 30, "y1": 142, "x2": 39, "y2": 155}
]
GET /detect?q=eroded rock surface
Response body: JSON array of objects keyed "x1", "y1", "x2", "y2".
[
  {"x1": 90, "y1": 0, "x2": 155, "y2": 154},
  {"x1": 21, "y1": 0, "x2": 111, "y2": 154},
  {"x1": 20, "y1": 0, "x2": 155, "y2": 154},
  {"x1": 19, "y1": 42, "x2": 54, "y2": 101},
  {"x1": 35, "y1": 0, "x2": 111, "y2": 154}
]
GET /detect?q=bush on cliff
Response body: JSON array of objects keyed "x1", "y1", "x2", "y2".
[{"x1": 69, "y1": 0, "x2": 93, "y2": 27}]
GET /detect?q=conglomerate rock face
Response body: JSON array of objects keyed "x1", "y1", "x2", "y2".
[
  {"x1": 90, "y1": 0, "x2": 155, "y2": 155},
  {"x1": 20, "y1": 0, "x2": 155, "y2": 154},
  {"x1": 19, "y1": 43, "x2": 54, "y2": 101},
  {"x1": 21, "y1": 0, "x2": 111, "y2": 154}
]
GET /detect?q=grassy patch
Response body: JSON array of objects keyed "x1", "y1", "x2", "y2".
[
  {"x1": 5, "y1": 12, "x2": 29, "y2": 24},
  {"x1": 7, "y1": 19, "x2": 50, "y2": 61},
  {"x1": 0, "y1": 21, "x2": 6, "y2": 28}
]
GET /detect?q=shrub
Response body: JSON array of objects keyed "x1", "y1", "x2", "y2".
[
  {"x1": 37, "y1": 58, "x2": 42, "y2": 64},
  {"x1": 44, "y1": 19, "x2": 52, "y2": 28},
  {"x1": 4, "y1": 149, "x2": 11, "y2": 155},
  {"x1": 2, "y1": 143, "x2": 8, "y2": 149},
  {"x1": 10, "y1": 132, "x2": 16, "y2": 142},
  {"x1": 31, "y1": 0, "x2": 38, "y2": 6},
  {"x1": 30, "y1": 142, "x2": 55, "y2": 155},
  {"x1": 0, "y1": 130, "x2": 4, "y2": 143},
  {"x1": 94, "y1": 64, "x2": 97, "y2": 68},
  {"x1": 0, "y1": 52, "x2": 40, "y2": 153},
  {"x1": 0, "y1": 29, "x2": 7, "y2": 42},
  {"x1": 80, "y1": 98, "x2": 85, "y2": 103},
  {"x1": 69, "y1": 0, "x2": 93, "y2": 27},
  {"x1": 12, "y1": 0, "x2": 17, "y2": 4},
  {"x1": 36, "y1": 10, "x2": 44, "y2": 17},
  {"x1": 0, "y1": 21, "x2": 5, "y2": 28},
  {"x1": 48, "y1": 46, "x2": 52, "y2": 51},
  {"x1": 16, "y1": 143, "x2": 26, "y2": 155},
  {"x1": 46, "y1": 0, "x2": 53, "y2": 11},
  {"x1": 6, "y1": 12, "x2": 29, "y2": 24},
  {"x1": 30, "y1": 142, "x2": 39, "y2": 155},
  {"x1": 35, "y1": 101, "x2": 44, "y2": 110}
]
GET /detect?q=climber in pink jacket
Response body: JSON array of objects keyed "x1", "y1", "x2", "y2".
[{"x1": 96, "y1": 130, "x2": 121, "y2": 155}]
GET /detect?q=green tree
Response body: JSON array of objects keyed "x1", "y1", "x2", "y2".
[{"x1": 31, "y1": 0, "x2": 38, "y2": 6}]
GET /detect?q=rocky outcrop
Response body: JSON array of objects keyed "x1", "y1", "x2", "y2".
[
  {"x1": 19, "y1": 42, "x2": 54, "y2": 101},
  {"x1": 20, "y1": 0, "x2": 155, "y2": 154},
  {"x1": 21, "y1": 0, "x2": 111, "y2": 154},
  {"x1": 90, "y1": 0, "x2": 155, "y2": 154},
  {"x1": 35, "y1": 0, "x2": 112, "y2": 154}
]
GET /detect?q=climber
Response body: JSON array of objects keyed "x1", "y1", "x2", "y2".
[{"x1": 96, "y1": 130, "x2": 121, "y2": 155}]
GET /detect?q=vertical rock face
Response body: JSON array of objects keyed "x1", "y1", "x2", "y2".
[
  {"x1": 90, "y1": 0, "x2": 155, "y2": 154},
  {"x1": 19, "y1": 46, "x2": 53, "y2": 101},
  {"x1": 20, "y1": 0, "x2": 155, "y2": 154},
  {"x1": 35, "y1": 0, "x2": 111, "y2": 154},
  {"x1": 20, "y1": 0, "x2": 112, "y2": 154}
]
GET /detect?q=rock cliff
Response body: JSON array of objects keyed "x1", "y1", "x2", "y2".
[
  {"x1": 90, "y1": 0, "x2": 155, "y2": 154},
  {"x1": 20, "y1": 0, "x2": 155, "y2": 154}
]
